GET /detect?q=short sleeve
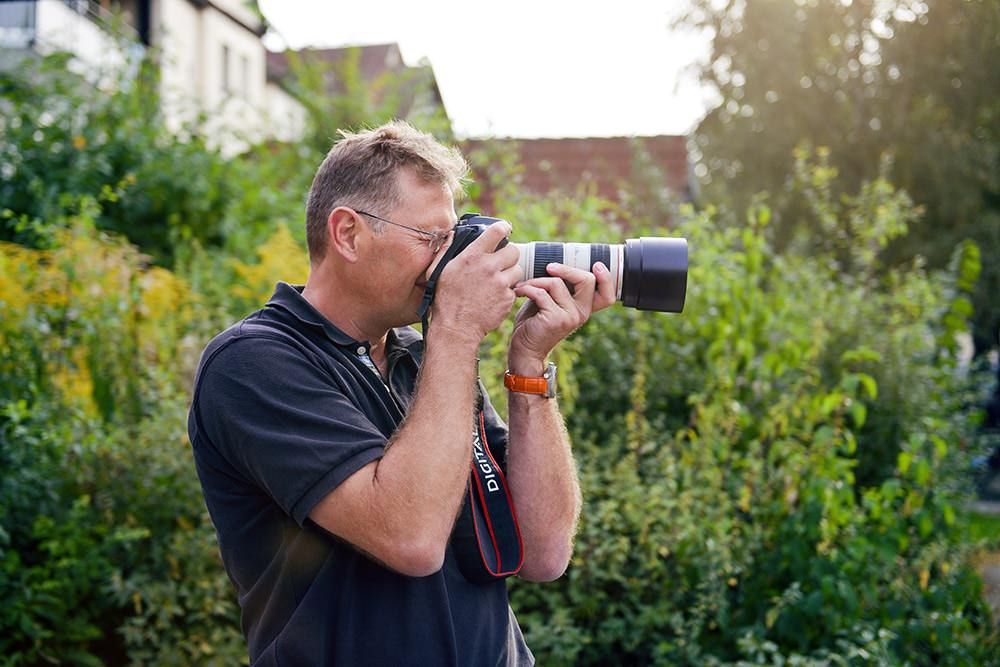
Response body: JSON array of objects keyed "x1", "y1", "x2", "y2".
[{"x1": 191, "y1": 336, "x2": 387, "y2": 525}]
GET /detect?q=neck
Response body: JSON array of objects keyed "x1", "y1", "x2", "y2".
[{"x1": 301, "y1": 264, "x2": 390, "y2": 354}]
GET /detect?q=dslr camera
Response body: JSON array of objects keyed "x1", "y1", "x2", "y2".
[{"x1": 441, "y1": 213, "x2": 687, "y2": 313}]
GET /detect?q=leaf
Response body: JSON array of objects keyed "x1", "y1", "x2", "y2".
[
  {"x1": 820, "y1": 393, "x2": 843, "y2": 416},
  {"x1": 849, "y1": 402, "x2": 867, "y2": 429},
  {"x1": 943, "y1": 504, "x2": 955, "y2": 526},
  {"x1": 914, "y1": 459, "x2": 931, "y2": 487},
  {"x1": 931, "y1": 436, "x2": 947, "y2": 461},
  {"x1": 918, "y1": 513, "x2": 933, "y2": 539},
  {"x1": 898, "y1": 451, "x2": 913, "y2": 475},
  {"x1": 840, "y1": 347, "x2": 883, "y2": 364},
  {"x1": 857, "y1": 374, "x2": 878, "y2": 400}
]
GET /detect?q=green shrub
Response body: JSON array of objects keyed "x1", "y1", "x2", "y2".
[
  {"x1": 0, "y1": 54, "x2": 236, "y2": 264},
  {"x1": 500, "y1": 168, "x2": 996, "y2": 664},
  {"x1": 0, "y1": 206, "x2": 244, "y2": 665}
]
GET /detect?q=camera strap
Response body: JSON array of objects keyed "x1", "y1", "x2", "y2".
[
  {"x1": 452, "y1": 404, "x2": 524, "y2": 584},
  {"x1": 415, "y1": 216, "x2": 523, "y2": 582},
  {"x1": 416, "y1": 248, "x2": 453, "y2": 335}
]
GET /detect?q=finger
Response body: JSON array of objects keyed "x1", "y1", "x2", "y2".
[
  {"x1": 542, "y1": 263, "x2": 597, "y2": 315},
  {"x1": 591, "y1": 261, "x2": 616, "y2": 311},
  {"x1": 516, "y1": 276, "x2": 578, "y2": 314},
  {"x1": 514, "y1": 282, "x2": 559, "y2": 313},
  {"x1": 501, "y1": 263, "x2": 525, "y2": 288},
  {"x1": 514, "y1": 297, "x2": 539, "y2": 323},
  {"x1": 492, "y1": 242, "x2": 520, "y2": 268},
  {"x1": 544, "y1": 262, "x2": 597, "y2": 300},
  {"x1": 465, "y1": 220, "x2": 512, "y2": 257}
]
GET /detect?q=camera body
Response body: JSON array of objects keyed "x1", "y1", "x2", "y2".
[{"x1": 450, "y1": 212, "x2": 510, "y2": 253}]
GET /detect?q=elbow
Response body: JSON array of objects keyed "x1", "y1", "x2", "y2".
[
  {"x1": 518, "y1": 545, "x2": 572, "y2": 582},
  {"x1": 518, "y1": 559, "x2": 569, "y2": 582},
  {"x1": 388, "y1": 536, "x2": 447, "y2": 578}
]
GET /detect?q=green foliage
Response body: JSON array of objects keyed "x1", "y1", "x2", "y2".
[
  {"x1": 280, "y1": 45, "x2": 453, "y2": 156},
  {"x1": 0, "y1": 203, "x2": 244, "y2": 665},
  {"x1": 503, "y1": 167, "x2": 997, "y2": 664},
  {"x1": 0, "y1": 54, "x2": 235, "y2": 264}
]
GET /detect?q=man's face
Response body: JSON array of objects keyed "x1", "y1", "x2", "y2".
[{"x1": 358, "y1": 168, "x2": 457, "y2": 328}]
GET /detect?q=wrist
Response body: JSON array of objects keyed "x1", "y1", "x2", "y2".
[
  {"x1": 426, "y1": 320, "x2": 483, "y2": 355},
  {"x1": 507, "y1": 347, "x2": 547, "y2": 377},
  {"x1": 504, "y1": 362, "x2": 557, "y2": 398}
]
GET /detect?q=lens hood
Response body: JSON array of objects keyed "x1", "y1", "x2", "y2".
[{"x1": 622, "y1": 237, "x2": 688, "y2": 313}]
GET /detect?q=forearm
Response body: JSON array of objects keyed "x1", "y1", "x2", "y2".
[
  {"x1": 371, "y1": 329, "x2": 480, "y2": 552},
  {"x1": 505, "y1": 357, "x2": 582, "y2": 581},
  {"x1": 309, "y1": 328, "x2": 480, "y2": 576}
]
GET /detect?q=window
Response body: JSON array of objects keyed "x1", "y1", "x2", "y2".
[
  {"x1": 221, "y1": 44, "x2": 230, "y2": 94},
  {"x1": 241, "y1": 54, "x2": 250, "y2": 99}
]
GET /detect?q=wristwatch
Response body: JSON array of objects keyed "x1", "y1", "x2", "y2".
[{"x1": 504, "y1": 363, "x2": 557, "y2": 398}]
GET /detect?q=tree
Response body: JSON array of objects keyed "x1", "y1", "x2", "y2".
[{"x1": 678, "y1": 0, "x2": 1000, "y2": 352}]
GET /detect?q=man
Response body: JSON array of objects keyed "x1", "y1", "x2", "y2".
[{"x1": 188, "y1": 121, "x2": 614, "y2": 665}]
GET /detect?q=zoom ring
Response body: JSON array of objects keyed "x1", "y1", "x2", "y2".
[
  {"x1": 591, "y1": 244, "x2": 611, "y2": 272},
  {"x1": 532, "y1": 243, "x2": 564, "y2": 278}
]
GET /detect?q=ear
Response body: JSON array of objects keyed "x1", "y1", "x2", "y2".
[{"x1": 327, "y1": 207, "x2": 362, "y2": 263}]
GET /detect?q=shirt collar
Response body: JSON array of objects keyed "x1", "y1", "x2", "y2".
[{"x1": 265, "y1": 282, "x2": 423, "y2": 360}]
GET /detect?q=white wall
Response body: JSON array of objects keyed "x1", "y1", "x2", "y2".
[
  {"x1": 153, "y1": 0, "x2": 305, "y2": 154},
  {"x1": 155, "y1": 0, "x2": 202, "y2": 134},
  {"x1": 33, "y1": 0, "x2": 140, "y2": 86},
  {"x1": 8, "y1": 0, "x2": 306, "y2": 153},
  {"x1": 265, "y1": 80, "x2": 308, "y2": 143}
]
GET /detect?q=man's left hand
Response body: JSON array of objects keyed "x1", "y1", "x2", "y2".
[{"x1": 508, "y1": 262, "x2": 616, "y2": 372}]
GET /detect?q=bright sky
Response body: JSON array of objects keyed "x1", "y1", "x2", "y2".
[{"x1": 257, "y1": 0, "x2": 715, "y2": 139}]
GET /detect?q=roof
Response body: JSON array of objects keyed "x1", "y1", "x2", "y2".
[
  {"x1": 266, "y1": 43, "x2": 446, "y2": 117},
  {"x1": 267, "y1": 43, "x2": 403, "y2": 84},
  {"x1": 462, "y1": 135, "x2": 691, "y2": 210}
]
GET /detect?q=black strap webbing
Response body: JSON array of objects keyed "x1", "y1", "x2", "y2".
[{"x1": 452, "y1": 409, "x2": 524, "y2": 583}]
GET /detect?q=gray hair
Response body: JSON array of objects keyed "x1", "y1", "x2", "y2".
[{"x1": 305, "y1": 120, "x2": 468, "y2": 263}]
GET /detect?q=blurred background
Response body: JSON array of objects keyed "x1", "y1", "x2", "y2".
[{"x1": 1, "y1": 0, "x2": 998, "y2": 664}]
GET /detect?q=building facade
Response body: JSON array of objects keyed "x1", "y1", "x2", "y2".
[{"x1": 0, "y1": 0, "x2": 307, "y2": 153}]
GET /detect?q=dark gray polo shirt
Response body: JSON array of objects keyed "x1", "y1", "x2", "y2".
[{"x1": 188, "y1": 282, "x2": 533, "y2": 666}]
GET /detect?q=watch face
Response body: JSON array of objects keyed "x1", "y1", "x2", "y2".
[{"x1": 545, "y1": 363, "x2": 557, "y2": 398}]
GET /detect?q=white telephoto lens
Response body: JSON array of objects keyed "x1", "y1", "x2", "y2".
[{"x1": 510, "y1": 242, "x2": 625, "y2": 301}]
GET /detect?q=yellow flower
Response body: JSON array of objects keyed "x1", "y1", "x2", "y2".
[
  {"x1": 50, "y1": 346, "x2": 97, "y2": 415},
  {"x1": 230, "y1": 225, "x2": 309, "y2": 305}
]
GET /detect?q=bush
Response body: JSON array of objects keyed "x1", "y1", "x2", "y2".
[
  {"x1": 0, "y1": 206, "x2": 245, "y2": 665},
  {"x1": 500, "y1": 164, "x2": 996, "y2": 664},
  {"x1": 0, "y1": 54, "x2": 237, "y2": 264}
]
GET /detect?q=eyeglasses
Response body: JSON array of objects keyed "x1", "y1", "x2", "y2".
[{"x1": 355, "y1": 210, "x2": 454, "y2": 254}]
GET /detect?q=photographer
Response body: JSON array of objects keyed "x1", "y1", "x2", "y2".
[{"x1": 187, "y1": 121, "x2": 614, "y2": 665}]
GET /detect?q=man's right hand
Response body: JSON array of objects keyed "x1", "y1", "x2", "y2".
[{"x1": 427, "y1": 220, "x2": 521, "y2": 345}]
